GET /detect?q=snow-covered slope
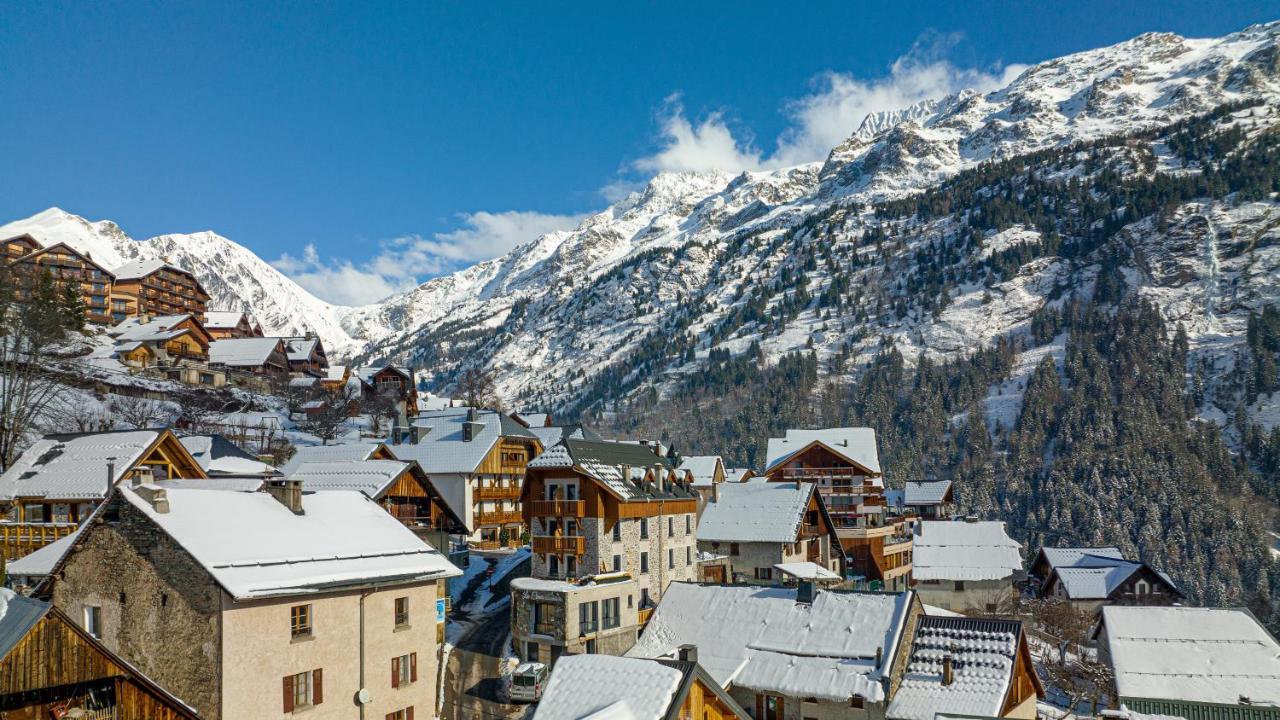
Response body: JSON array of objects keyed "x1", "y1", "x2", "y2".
[{"x1": 0, "y1": 208, "x2": 362, "y2": 356}]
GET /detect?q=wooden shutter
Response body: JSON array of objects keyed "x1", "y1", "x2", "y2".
[
  {"x1": 313, "y1": 668, "x2": 323, "y2": 704},
  {"x1": 407, "y1": 707, "x2": 414, "y2": 720},
  {"x1": 283, "y1": 675, "x2": 294, "y2": 713},
  {"x1": 392, "y1": 656, "x2": 401, "y2": 688},
  {"x1": 410, "y1": 653, "x2": 418, "y2": 682}
]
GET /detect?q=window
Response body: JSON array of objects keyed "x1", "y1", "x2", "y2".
[
  {"x1": 640, "y1": 519, "x2": 649, "y2": 539},
  {"x1": 668, "y1": 549, "x2": 675, "y2": 569},
  {"x1": 391, "y1": 653, "x2": 417, "y2": 688},
  {"x1": 668, "y1": 517, "x2": 674, "y2": 537},
  {"x1": 612, "y1": 522, "x2": 621, "y2": 542},
  {"x1": 602, "y1": 597, "x2": 620, "y2": 629},
  {"x1": 612, "y1": 554, "x2": 622, "y2": 573},
  {"x1": 84, "y1": 606, "x2": 102, "y2": 639},
  {"x1": 549, "y1": 556, "x2": 559, "y2": 577},
  {"x1": 282, "y1": 669, "x2": 323, "y2": 712},
  {"x1": 759, "y1": 693, "x2": 782, "y2": 720},
  {"x1": 850, "y1": 696, "x2": 865, "y2": 709},
  {"x1": 291, "y1": 604, "x2": 312, "y2": 638},
  {"x1": 567, "y1": 555, "x2": 577, "y2": 577},
  {"x1": 585, "y1": 638, "x2": 597, "y2": 653},
  {"x1": 386, "y1": 708, "x2": 414, "y2": 720},
  {"x1": 526, "y1": 642, "x2": 540, "y2": 662},
  {"x1": 755, "y1": 567, "x2": 773, "y2": 581},
  {"x1": 533, "y1": 602, "x2": 557, "y2": 636},
  {"x1": 394, "y1": 596, "x2": 409, "y2": 627},
  {"x1": 686, "y1": 515, "x2": 692, "y2": 534},
  {"x1": 23, "y1": 503, "x2": 45, "y2": 523},
  {"x1": 730, "y1": 543, "x2": 740, "y2": 556},
  {"x1": 640, "y1": 552, "x2": 649, "y2": 573},
  {"x1": 954, "y1": 580, "x2": 966, "y2": 591},
  {"x1": 686, "y1": 547, "x2": 692, "y2": 565},
  {"x1": 579, "y1": 601, "x2": 598, "y2": 636}
]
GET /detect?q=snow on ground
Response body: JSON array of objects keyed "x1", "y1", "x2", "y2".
[{"x1": 982, "y1": 334, "x2": 1068, "y2": 431}]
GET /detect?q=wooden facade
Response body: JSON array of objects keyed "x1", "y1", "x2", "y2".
[
  {"x1": 113, "y1": 264, "x2": 210, "y2": 323},
  {"x1": 375, "y1": 463, "x2": 468, "y2": 554},
  {"x1": 472, "y1": 437, "x2": 541, "y2": 548},
  {"x1": 6, "y1": 240, "x2": 115, "y2": 325},
  {"x1": 0, "y1": 602, "x2": 197, "y2": 719}
]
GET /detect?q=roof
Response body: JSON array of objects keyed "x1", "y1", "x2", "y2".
[
  {"x1": 724, "y1": 467, "x2": 754, "y2": 483},
  {"x1": 287, "y1": 459, "x2": 412, "y2": 498},
  {"x1": 774, "y1": 561, "x2": 840, "y2": 581},
  {"x1": 1100, "y1": 606, "x2": 1280, "y2": 706},
  {"x1": 627, "y1": 583, "x2": 914, "y2": 702},
  {"x1": 280, "y1": 441, "x2": 386, "y2": 475},
  {"x1": 677, "y1": 455, "x2": 724, "y2": 487},
  {"x1": 111, "y1": 314, "x2": 197, "y2": 343},
  {"x1": 1036, "y1": 546, "x2": 1124, "y2": 572},
  {"x1": 0, "y1": 429, "x2": 163, "y2": 501},
  {"x1": 112, "y1": 258, "x2": 194, "y2": 281},
  {"x1": 208, "y1": 337, "x2": 284, "y2": 366},
  {"x1": 529, "y1": 439, "x2": 692, "y2": 502},
  {"x1": 1052, "y1": 565, "x2": 1143, "y2": 599},
  {"x1": 534, "y1": 654, "x2": 685, "y2": 720},
  {"x1": 0, "y1": 588, "x2": 51, "y2": 663},
  {"x1": 764, "y1": 427, "x2": 881, "y2": 475},
  {"x1": 179, "y1": 434, "x2": 277, "y2": 477},
  {"x1": 390, "y1": 408, "x2": 536, "y2": 475},
  {"x1": 697, "y1": 479, "x2": 813, "y2": 543},
  {"x1": 284, "y1": 337, "x2": 321, "y2": 362},
  {"x1": 913, "y1": 521, "x2": 1022, "y2": 582},
  {"x1": 529, "y1": 424, "x2": 604, "y2": 447},
  {"x1": 118, "y1": 485, "x2": 461, "y2": 599},
  {"x1": 203, "y1": 310, "x2": 248, "y2": 329},
  {"x1": 6, "y1": 526, "x2": 84, "y2": 578},
  {"x1": 324, "y1": 365, "x2": 348, "y2": 382},
  {"x1": 887, "y1": 616, "x2": 1031, "y2": 720},
  {"x1": 516, "y1": 412, "x2": 551, "y2": 427},
  {"x1": 904, "y1": 481, "x2": 953, "y2": 506}
]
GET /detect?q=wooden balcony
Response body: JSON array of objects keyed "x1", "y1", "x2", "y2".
[
  {"x1": 532, "y1": 535, "x2": 585, "y2": 555},
  {"x1": 475, "y1": 485, "x2": 521, "y2": 501},
  {"x1": 530, "y1": 499, "x2": 585, "y2": 517},
  {"x1": 0, "y1": 522, "x2": 77, "y2": 561},
  {"x1": 474, "y1": 509, "x2": 522, "y2": 526},
  {"x1": 638, "y1": 607, "x2": 655, "y2": 625},
  {"x1": 798, "y1": 524, "x2": 822, "y2": 539}
]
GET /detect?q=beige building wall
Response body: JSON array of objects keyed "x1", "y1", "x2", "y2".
[
  {"x1": 913, "y1": 577, "x2": 1013, "y2": 612},
  {"x1": 220, "y1": 580, "x2": 440, "y2": 720}
]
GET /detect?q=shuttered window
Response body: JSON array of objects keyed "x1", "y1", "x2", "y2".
[
  {"x1": 386, "y1": 708, "x2": 415, "y2": 720},
  {"x1": 282, "y1": 668, "x2": 323, "y2": 712},
  {"x1": 391, "y1": 653, "x2": 417, "y2": 687}
]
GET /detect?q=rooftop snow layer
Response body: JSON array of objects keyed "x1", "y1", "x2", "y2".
[
  {"x1": 677, "y1": 455, "x2": 724, "y2": 486},
  {"x1": 287, "y1": 459, "x2": 411, "y2": 499},
  {"x1": 696, "y1": 479, "x2": 812, "y2": 544},
  {"x1": 119, "y1": 485, "x2": 460, "y2": 599},
  {"x1": 913, "y1": 521, "x2": 1022, "y2": 582},
  {"x1": 764, "y1": 427, "x2": 881, "y2": 475},
  {"x1": 887, "y1": 616, "x2": 1023, "y2": 720},
  {"x1": 389, "y1": 408, "x2": 534, "y2": 475},
  {"x1": 1038, "y1": 546, "x2": 1125, "y2": 572},
  {"x1": 280, "y1": 442, "x2": 385, "y2": 475},
  {"x1": 208, "y1": 337, "x2": 283, "y2": 366},
  {"x1": 903, "y1": 481, "x2": 952, "y2": 506},
  {"x1": 1101, "y1": 605, "x2": 1280, "y2": 706},
  {"x1": 179, "y1": 435, "x2": 277, "y2": 477},
  {"x1": 533, "y1": 654, "x2": 683, "y2": 720},
  {"x1": 0, "y1": 430, "x2": 162, "y2": 501},
  {"x1": 202, "y1": 310, "x2": 248, "y2": 329},
  {"x1": 774, "y1": 561, "x2": 841, "y2": 581}
]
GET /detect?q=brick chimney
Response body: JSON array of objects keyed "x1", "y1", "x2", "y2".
[{"x1": 942, "y1": 654, "x2": 954, "y2": 686}]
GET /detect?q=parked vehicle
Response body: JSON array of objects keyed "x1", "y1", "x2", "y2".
[{"x1": 510, "y1": 662, "x2": 549, "y2": 703}]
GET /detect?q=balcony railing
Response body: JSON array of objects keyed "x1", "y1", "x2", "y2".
[
  {"x1": 638, "y1": 607, "x2": 654, "y2": 625},
  {"x1": 530, "y1": 499, "x2": 585, "y2": 517},
  {"x1": 475, "y1": 485, "x2": 521, "y2": 500},
  {"x1": 474, "y1": 509, "x2": 523, "y2": 526},
  {"x1": 778, "y1": 467, "x2": 873, "y2": 481},
  {"x1": 0, "y1": 522, "x2": 78, "y2": 560},
  {"x1": 532, "y1": 535, "x2": 585, "y2": 555}
]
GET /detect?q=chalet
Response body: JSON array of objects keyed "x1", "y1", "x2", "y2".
[
  {"x1": 1031, "y1": 547, "x2": 1182, "y2": 611},
  {"x1": 0, "y1": 233, "x2": 41, "y2": 259},
  {"x1": 1096, "y1": 606, "x2": 1280, "y2": 720},
  {"x1": 319, "y1": 364, "x2": 352, "y2": 392},
  {"x1": 510, "y1": 439, "x2": 700, "y2": 661},
  {"x1": 724, "y1": 467, "x2": 755, "y2": 483},
  {"x1": 287, "y1": 458, "x2": 468, "y2": 554},
  {"x1": 47, "y1": 482, "x2": 462, "y2": 720},
  {"x1": 178, "y1": 434, "x2": 279, "y2": 479},
  {"x1": 515, "y1": 411, "x2": 553, "y2": 428},
  {"x1": 528, "y1": 423, "x2": 604, "y2": 448},
  {"x1": 280, "y1": 441, "x2": 395, "y2": 475},
  {"x1": 109, "y1": 314, "x2": 214, "y2": 368},
  {"x1": 695, "y1": 478, "x2": 843, "y2": 584},
  {"x1": 532, "y1": 652, "x2": 750, "y2": 720},
  {"x1": 0, "y1": 588, "x2": 198, "y2": 719},
  {"x1": 284, "y1": 335, "x2": 330, "y2": 376},
  {"x1": 208, "y1": 336, "x2": 291, "y2": 376},
  {"x1": 358, "y1": 365, "x2": 419, "y2": 417},
  {"x1": 677, "y1": 454, "x2": 726, "y2": 506},
  {"x1": 389, "y1": 407, "x2": 542, "y2": 548},
  {"x1": 885, "y1": 480, "x2": 955, "y2": 522},
  {"x1": 203, "y1": 310, "x2": 264, "y2": 339},
  {"x1": 912, "y1": 520, "x2": 1023, "y2": 612},
  {"x1": 764, "y1": 427, "x2": 912, "y2": 590},
  {"x1": 0, "y1": 428, "x2": 206, "y2": 561},
  {"x1": 6, "y1": 240, "x2": 115, "y2": 325},
  {"x1": 111, "y1": 258, "x2": 210, "y2": 322}
]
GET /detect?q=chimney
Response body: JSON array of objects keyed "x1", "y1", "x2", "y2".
[
  {"x1": 266, "y1": 479, "x2": 305, "y2": 514},
  {"x1": 941, "y1": 655, "x2": 954, "y2": 686},
  {"x1": 131, "y1": 466, "x2": 154, "y2": 488},
  {"x1": 711, "y1": 483, "x2": 720, "y2": 503},
  {"x1": 678, "y1": 644, "x2": 698, "y2": 664},
  {"x1": 410, "y1": 425, "x2": 427, "y2": 444},
  {"x1": 134, "y1": 485, "x2": 169, "y2": 514},
  {"x1": 875, "y1": 645, "x2": 882, "y2": 667},
  {"x1": 106, "y1": 457, "x2": 117, "y2": 492},
  {"x1": 622, "y1": 465, "x2": 632, "y2": 484},
  {"x1": 796, "y1": 580, "x2": 815, "y2": 605}
]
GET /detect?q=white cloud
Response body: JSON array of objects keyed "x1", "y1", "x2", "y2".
[
  {"x1": 631, "y1": 37, "x2": 1026, "y2": 174},
  {"x1": 272, "y1": 210, "x2": 584, "y2": 306}
]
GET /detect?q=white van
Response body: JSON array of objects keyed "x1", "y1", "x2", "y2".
[{"x1": 510, "y1": 662, "x2": 549, "y2": 703}]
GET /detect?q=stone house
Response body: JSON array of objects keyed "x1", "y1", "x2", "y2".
[
  {"x1": 532, "y1": 652, "x2": 750, "y2": 720},
  {"x1": 911, "y1": 519, "x2": 1023, "y2": 612},
  {"x1": 43, "y1": 481, "x2": 461, "y2": 720}
]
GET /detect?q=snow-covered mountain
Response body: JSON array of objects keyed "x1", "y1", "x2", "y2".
[
  {"x1": 3, "y1": 21, "x2": 1278, "y2": 427},
  {"x1": 0, "y1": 208, "x2": 363, "y2": 356}
]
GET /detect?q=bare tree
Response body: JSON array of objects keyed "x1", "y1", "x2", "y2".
[
  {"x1": 42, "y1": 393, "x2": 113, "y2": 434},
  {"x1": 298, "y1": 386, "x2": 356, "y2": 445},
  {"x1": 457, "y1": 366, "x2": 500, "y2": 410},
  {"x1": 111, "y1": 394, "x2": 172, "y2": 430},
  {"x1": 172, "y1": 386, "x2": 250, "y2": 434}
]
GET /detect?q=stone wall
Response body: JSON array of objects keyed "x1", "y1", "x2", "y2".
[
  {"x1": 913, "y1": 578, "x2": 1013, "y2": 612},
  {"x1": 50, "y1": 493, "x2": 225, "y2": 719}
]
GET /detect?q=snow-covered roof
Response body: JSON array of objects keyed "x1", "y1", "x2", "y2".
[
  {"x1": 6, "y1": 525, "x2": 83, "y2": 579},
  {"x1": 913, "y1": 521, "x2": 1022, "y2": 582},
  {"x1": 324, "y1": 365, "x2": 348, "y2": 382},
  {"x1": 887, "y1": 616, "x2": 1026, "y2": 720},
  {"x1": 111, "y1": 315, "x2": 196, "y2": 343},
  {"x1": 677, "y1": 455, "x2": 724, "y2": 487},
  {"x1": 179, "y1": 435, "x2": 277, "y2": 477},
  {"x1": 764, "y1": 427, "x2": 881, "y2": 474},
  {"x1": 0, "y1": 587, "x2": 50, "y2": 662},
  {"x1": 1037, "y1": 546, "x2": 1124, "y2": 572},
  {"x1": 697, "y1": 479, "x2": 813, "y2": 544},
  {"x1": 289, "y1": 376, "x2": 318, "y2": 387},
  {"x1": 627, "y1": 583, "x2": 913, "y2": 702},
  {"x1": 112, "y1": 258, "x2": 177, "y2": 280},
  {"x1": 288, "y1": 460, "x2": 412, "y2": 499},
  {"x1": 774, "y1": 561, "x2": 840, "y2": 581},
  {"x1": 0, "y1": 429, "x2": 163, "y2": 501},
  {"x1": 528, "y1": 439, "x2": 692, "y2": 502},
  {"x1": 724, "y1": 467, "x2": 754, "y2": 483},
  {"x1": 279, "y1": 442, "x2": 386, "y2": 475},
  {"x1": 119, "y1": 485, "x2": 461, "y2": 599},
  {"x1": 904, "y1": 481, "x2": 952, "y2": 506},
  {"x1": 203, "y1": 310, "x2": 248, "y2": 329},
  {"x1": 1053, "y1": 565, "x2": 1145, "y2": 599},
  {"x1": 1101, "y1": 606, "x2": 1280, "y2": 706},
  {"x1": 284, "y1": 337, "x2": 320, "y2": 362},
  {"x1": 529, "y1": 424, "x2": 602, "y2": 447},
  {"x1": 390, "y1": 408, "x2": 535, "y2": 475},
  {"x1": 208, "y1": 337, "x2": 284, "y2": 366},
  {"x1": 517, "y1": 412, "x2": 551, "y2": 427},
  {"x1": 533, "y1": 654, "x2": 684, "y2": 720}
]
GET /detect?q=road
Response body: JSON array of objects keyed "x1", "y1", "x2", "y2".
[{"x1": 441, "y1": 554, "x2": 531, "y2": 720}]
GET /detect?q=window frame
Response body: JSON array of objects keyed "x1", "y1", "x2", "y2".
[
  {"x1": 84, "y1": 605, "x2": 102, "y2": 639},
  {"x1": 394, "y1": 596, "x2": 410, "y2": 628},
  {"x1": 291, "y1": 604, "x2": 313, "y2": 639}
]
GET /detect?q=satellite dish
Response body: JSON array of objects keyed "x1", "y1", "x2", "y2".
[{"x1": 355, "y1": 688, "x2": 371, "y2": 705}]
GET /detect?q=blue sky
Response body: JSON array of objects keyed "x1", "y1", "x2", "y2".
[{"x1": 1, "y1": 1, "x2": 1275, "y2": 304}]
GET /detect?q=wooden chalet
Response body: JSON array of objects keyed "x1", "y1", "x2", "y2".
[
  {"x1": 110, "y1": 314, "x2": 214, "y2": 366},
  {"x1": 1, "y1": 233, "x2": 41, "y2": 259},
  {"x1": 111, "y1": 259, "x2": 210, "y2": 322},
  {"x1": 764, "y1": 428, "x2": 912, "y2": 591},
  {"x1": 0, "y1": 589, "x2": 198, "y2": 719},
  {"x1": 5, "y1": 239, "x2": 116, "y2": 325},
  {"x1": 359, "y1": 365, "x2": 419, "y2": 417},
  {"x1": 207, "y1": 337, "x2": 290, "y2": 376},
  {"x1": 319, "y1": 364, "x2": 352, "y2": 392},
  {"x1": 284, "y1": 336, "x2": 330, "y2": 376},
  {"x1": 1032, "y1": 547, "x2": 1182, "y2": 611},
  {"x1": 202, "y1": 310, "x2": 264, "y2": 339},
  {"x1": 0, "y1": 428, "x2": 206, "y2": 561}
]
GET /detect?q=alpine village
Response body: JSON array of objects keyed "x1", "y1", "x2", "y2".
[{"x1": 3, "y1": 14, "x2": 1280, "y2": 720}]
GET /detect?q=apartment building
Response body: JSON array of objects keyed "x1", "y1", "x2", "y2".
[
  {"x1": 111, "y1": 258, "x2": 210, "y2": 322},
  {"x1": 3, "y1": 235, "x2": 115, "y2": 324}
]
